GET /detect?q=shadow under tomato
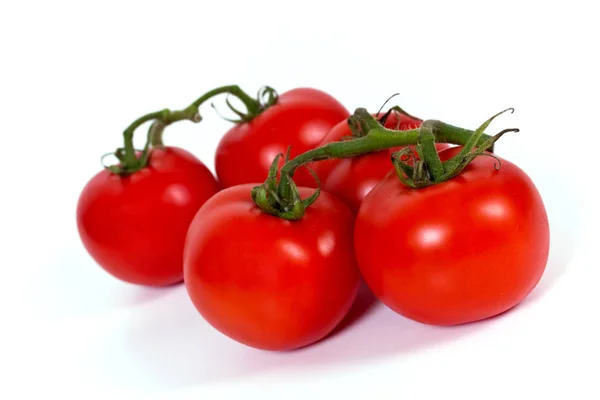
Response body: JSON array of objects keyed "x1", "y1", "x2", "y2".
[
  {"x1": 325, "y1": 280, "x2": 378, "y2": 339},
  {"x1": 108, "y1": 167, "x2": 579, "y2": 389},
  {"x1": 115, "y1": 284, "x2": 491, "y2": 390},
  {"x1": 110, "y1": 224, "x2": 577, "y2": 389},
  {"x1": 31, "y1": 242, "x2": 179, "y2": 321}
]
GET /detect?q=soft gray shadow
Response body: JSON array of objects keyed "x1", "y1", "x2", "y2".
[
  {"x1": 116, "y1": 165, "x2": 575, "y2": 389},
  {"x1": 120, "y1": 284, "x2": 494, "y2": 389},
  {"x1": 32, "y1": 242, "x2": 177, "y2": 321},
  {"x1": 326, "y1": 280, "x2": 379, "y2": 339}
]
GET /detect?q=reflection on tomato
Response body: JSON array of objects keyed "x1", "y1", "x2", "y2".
[
  {"x1": 215, "y1": 88, "x2": 349, "y2": 188},
  {"x1": 77, "y1": 147, "x2": 219, "y2": 286},
  {"x1": 354, "y1": 146, "x2": 550, "y2": 325},
  {"x1": 184, "y1": 184, "x2": 360, "y2": 350}
]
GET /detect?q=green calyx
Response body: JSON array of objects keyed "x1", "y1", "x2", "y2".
[
  {"x1": 347, "y1": 108, "x2": 385, "y2": 138},
  {"x1": 211, "y1": 86, "x2": 278, "y2": 124},
  {"x1": 251, "y1": 106, "x2": 518, "y2": 220},
  {"x1": 251, "y1": 152, "x2": 321, "y2": 221},
  {"x1": 104, "y1": 85, "x2": 279, "y2": 176},
  {"x1": 391, "y1": 108, "x2": 519, "y2": 188}
]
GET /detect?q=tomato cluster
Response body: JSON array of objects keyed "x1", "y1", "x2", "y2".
[{"x1": 76, "y1": 85, "x2": 550, "y2": 351}]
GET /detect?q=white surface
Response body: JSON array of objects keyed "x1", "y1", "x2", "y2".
[{"x1": 1, "y1": 0, "x2": 599, "y2": 398}]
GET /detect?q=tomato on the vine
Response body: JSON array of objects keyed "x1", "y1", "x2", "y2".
[
  {"x1": 77, "y1": 147, "x2": 219, "y2": 286},
  {"x1": 215, "y1": 88, "x2": 349, "y2": 188},
  {"x1": 311, "y1": 111, "x2": 450, "y2": 212},
  {"x1": 183, "y1": 184, "x2": 360, "y2": 351},
  {"x1": 354, "y1": 146, "x2": 550, "y2": 325}
]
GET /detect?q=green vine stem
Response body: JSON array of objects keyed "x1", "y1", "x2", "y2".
[
  {"x1": 252, "y1": 107, "x2": 518, "y2": 220},
  {"x1": 108, "y1": 85, "x2": 278, "y2": 175}
]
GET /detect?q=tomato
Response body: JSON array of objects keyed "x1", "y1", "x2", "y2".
[
  {"x1": 354, "y1": 146, "x2": 550, "y2": 326},
  {"x1": 77, "y1": 147, "x2": 220, "y2": 286},
  {"x1": 312, "y1": 111, "x2": 450, "y2": 212},
  {"x1": 215, "y1": 88, "x2": 349, "y2": 188},
  {"x1": 183, "y1": 184, "x2": 360, "y2": 351}
]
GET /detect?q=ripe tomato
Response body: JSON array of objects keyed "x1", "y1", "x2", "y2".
[
  {"x1": 354, "y1": 146, "x2": 550, "y2": 326},
  {"x1": 312, "y1": 112, "x2": 450, "y2": 212},
  {"x1": 77, "y1": 147, "x2": 219, "y2": 286},
  {"x1": 183, "y1": 184, "x2": 360, "y2": 351},
  {"x1": 215, "y1": 88, "x2": 349, "y2": 188}
]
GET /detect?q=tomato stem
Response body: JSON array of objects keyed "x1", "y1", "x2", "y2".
[
  {"x1": 190, "y1": 85, "x2": 266, "y2": 118},
  {"x1": 107, "y1": 85, "x2": 278, "y2": 175},
  {"x1": 117, "y1": 107, "x2": 201, "y2": 174},
  {"x1": 253, "y1": 108, "x2": 518, "y2": 220},
  {"x1": 149, "y1": 121, "x2": 166, "y2": 147},
  {"x1": 277, "y1": 109, "x2": 493, "y2": 200},
  {"x1": 416, "y1": 125, "x2": 444, "y2": 180}
]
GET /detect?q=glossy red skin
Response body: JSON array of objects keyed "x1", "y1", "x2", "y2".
[
  {"x1": 354, "y1": 146, "x2": 550, "y2": 326},
  {"x1": 77, "y1": 147, "x2": 220, "y2": 286},
  {"x1": 215, "y1": 88, "x2": 349, "y2": 189},
  {"x1": 312, "y1": 112, "x2": 450, "y2": 212},
  {"x1": 183, "y1": 184, "x2": 360, "y2": 351}
]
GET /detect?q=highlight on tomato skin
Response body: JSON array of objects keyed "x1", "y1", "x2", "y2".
[
  {"x1": 214, "y1": 87, "x2": 350, "y2": 190},
  {"x1": 353, "y1": 146, "x2": 550, "y2": 326},
  {"x1": 183, "y1": 184, "x2": 361, "y2": 351},
  {"x1": 76, "y1": 147, "x2": 220, "y2": 287},
  {"x1": 74, "y1": 78, "x2": 549, "y2": 351}
]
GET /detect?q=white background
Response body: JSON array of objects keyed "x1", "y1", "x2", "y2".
[{"x1": 1, "y1": 0, "x2": 599, "y2": 398}]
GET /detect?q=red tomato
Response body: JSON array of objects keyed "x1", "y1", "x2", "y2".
[
  {"x1": 354, "y1": 146, "x2": 550, "y2": 326},
  {"x1": 183, "y1": 184, "x2": 360, "y2": 351},
  {"x1": 77, "y1": 147, "x2": 220, "y2": 286},
  {"x1": 312, "y1": 112, "x2": 450, "y2": 212},
  {"x1": 215, "y1": 88, "x2": 349, "y2": 188}
]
